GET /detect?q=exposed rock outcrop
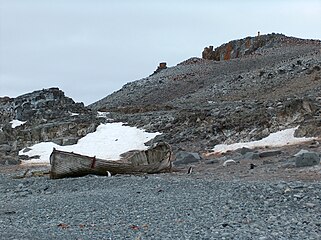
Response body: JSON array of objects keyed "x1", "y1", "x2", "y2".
[
  {"x1": 202, "y1": 33, "x2": 320, "y2": 61},
  {"x1": 151, "y1": 62, "x2": 167, "y2": 76},
  {"x1": 0, "y1": 88, "x2": 102, "y2": 164}
]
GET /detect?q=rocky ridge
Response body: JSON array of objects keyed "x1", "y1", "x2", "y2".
[
  {"x1": 0, "y1": 88, "x2": 103, "y2": 165},
  {"x1": 202, "y1": 33, "x2": 319, "y2": 61}
]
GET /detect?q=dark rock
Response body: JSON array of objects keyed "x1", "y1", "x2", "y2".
[
  {"x1": 174, "y1": 151, "x2": 201, "y2": 166},
  {"x1": 295, "y1": 152, "x2": 320, "y2": 167},
  {"x1": 61, "y1": 137, "x2": 79, "y2": 146},
  {"x1": 151, "y1": 62, "x2": 167, "y2": 75},
  {"x1": 259, "y1": 70, "x2": 266, "y2": 77},
  {"x1": 308, "y1": 140, "x2": 320, "y2": 148},
  {"x1": 204, "y1": 159, "x2": 220, "y2": 164},
  {"x1": 21, "y1": 147, "x2": 32, "y2": 153},
  {"x1": 306, "y1": 65, "x2": 321, "y2": 75},
  {"x1": 19, "y1": 154, "x2": 31, "y2": 160},
  {"x1": 259, "y1": 150, "x2": 282, "y2": 158},
  {"x1": 0, "y1": 144, "x2": 12, "y2": 152},
  {"x1": 243, "y1": 152, "x2": 260, "y2": 160},
  {"x1": 0, "y1": 154, "x2": 20, "y2": 165},
  {"x1": 235, "y1": 147, "x2": 254, "y2": 155}
]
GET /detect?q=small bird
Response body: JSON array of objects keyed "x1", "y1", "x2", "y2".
[
  {"x1": 187, "y1": 166, "x2": 193, "y2": 174},
  {"x1": 250, "y1": 163, "x2": 256, "y2": 169},
  {"x1": 106, "y1": 171, "x2": 112, "y2": 177}
]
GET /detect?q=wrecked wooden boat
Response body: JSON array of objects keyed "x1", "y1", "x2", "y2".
[{"x1": 49, "y1": 142, "x2": 172, "y2": 179}]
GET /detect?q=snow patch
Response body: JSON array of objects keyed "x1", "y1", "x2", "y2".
[
  {"x1": 97, "y1": 111, "x2": 112, "y2": 120},
  {"x1": 19, "y1": 122, "x2": 161, "y2": 165},
  {"x1": 213, "y1": 127, "x2": 315, "y2": 153},
  {"x1": 10, "y1": 120, "x2": 26, "y2": 128},
  {"x1": 97, "y1": 111, "x2": 110, "y2": 117}
]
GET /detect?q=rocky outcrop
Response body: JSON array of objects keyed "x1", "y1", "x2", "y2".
[
  {"x1": 202, "y1": 33, "x2": 319, "y2": 61},
  {"x1": 151, "y1": 62, "x2": 168, "y2": 75},
  {"x1": 0, "y1": 88, "x2": 102, "y2": 164}
]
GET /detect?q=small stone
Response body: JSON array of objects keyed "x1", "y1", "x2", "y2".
[
  {"x1": 284, "y1": 187, "x2": 292, "y2": 193},
  {"x1": 305, "y1": 203, "x2": 316, "y2": 208},
  {"x1": 204, "y1": 159, "x2": 220, "y2": 164},
  {"x1": 259, "y1": 237, "x2": 268, "y2": 240}
]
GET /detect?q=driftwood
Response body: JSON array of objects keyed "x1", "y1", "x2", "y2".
[{"x1": 49, "y1": 142, "x2": 172, "y2": 179}]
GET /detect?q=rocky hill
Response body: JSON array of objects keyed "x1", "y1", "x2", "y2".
[
  {"x1": 0, "y1": 88, "x2": 103, "y2": 165},
  {"x1": 1, "y1": 33, "x2": 320, "y2": 166},
  {"x1": 89, "y1": 33, "x2": 321, "y2": 152},
  {"x1": 2, "y1": 33, "x2": 321, "y2": 240}
]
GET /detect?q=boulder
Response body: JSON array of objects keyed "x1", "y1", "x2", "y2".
[
  {"x1": 295, "y1": 151, "x2": 320, "y2": 167},
  {"x1": 236, "y1": 147, "x2": 254, "y2": 155},
  {"x1": 174, "y1": 151, "x2": 201, "y2": 166}
]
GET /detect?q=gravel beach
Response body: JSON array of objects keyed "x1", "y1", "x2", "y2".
[{"x1": 1, "y1": 170, "x2": 321, "y2": 240}]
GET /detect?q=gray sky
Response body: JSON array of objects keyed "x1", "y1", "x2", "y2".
[{"x1": 1, "y1": 0, "x2": 320, "y2": 105}]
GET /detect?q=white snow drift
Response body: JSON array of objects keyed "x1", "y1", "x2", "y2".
[
  {"x1": 10, "y1": 120, "x2": 26, "y2": 128},
  {"x1": 213, "y1": 126, "x2": 315, "y2": 153},
  {"x1": 19, "y1": 122, "x2": 160, "y2": 165}
]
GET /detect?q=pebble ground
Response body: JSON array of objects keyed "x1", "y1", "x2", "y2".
[{"x1": 1, "y1": 172, "x2": 321, "y2": 239}]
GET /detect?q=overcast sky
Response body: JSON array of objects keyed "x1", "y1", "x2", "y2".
[{"x1": 1, "y1": 0, "x2": 320, "y2": 105}]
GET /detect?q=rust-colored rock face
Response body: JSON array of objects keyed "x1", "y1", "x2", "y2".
[
  {"x1": 245, "y1": 37, "x2": 251, "y2": 48},
  {"x1": 202, "y1": 46, "x2": 218, "y2": 60},
  {"x1": 224, "y1": 43, "x2": 232, "y2": 60},
  {"x1": 159, "y1": 62, "x2": 167, "y2": 69},
  {"x1": 201, "y1": 33, "x2": 310, "y2": 61}
]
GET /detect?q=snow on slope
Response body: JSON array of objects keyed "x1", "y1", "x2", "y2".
[
  {"x1": 19, "y1": 122, "x2": 161, "y2": 165},
  {"x1": 10, "y1": 120, "x2": 26, "y2": 128},
  {"x1": 213, "y1": 127, "x2": 315, "y2": 153}
]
